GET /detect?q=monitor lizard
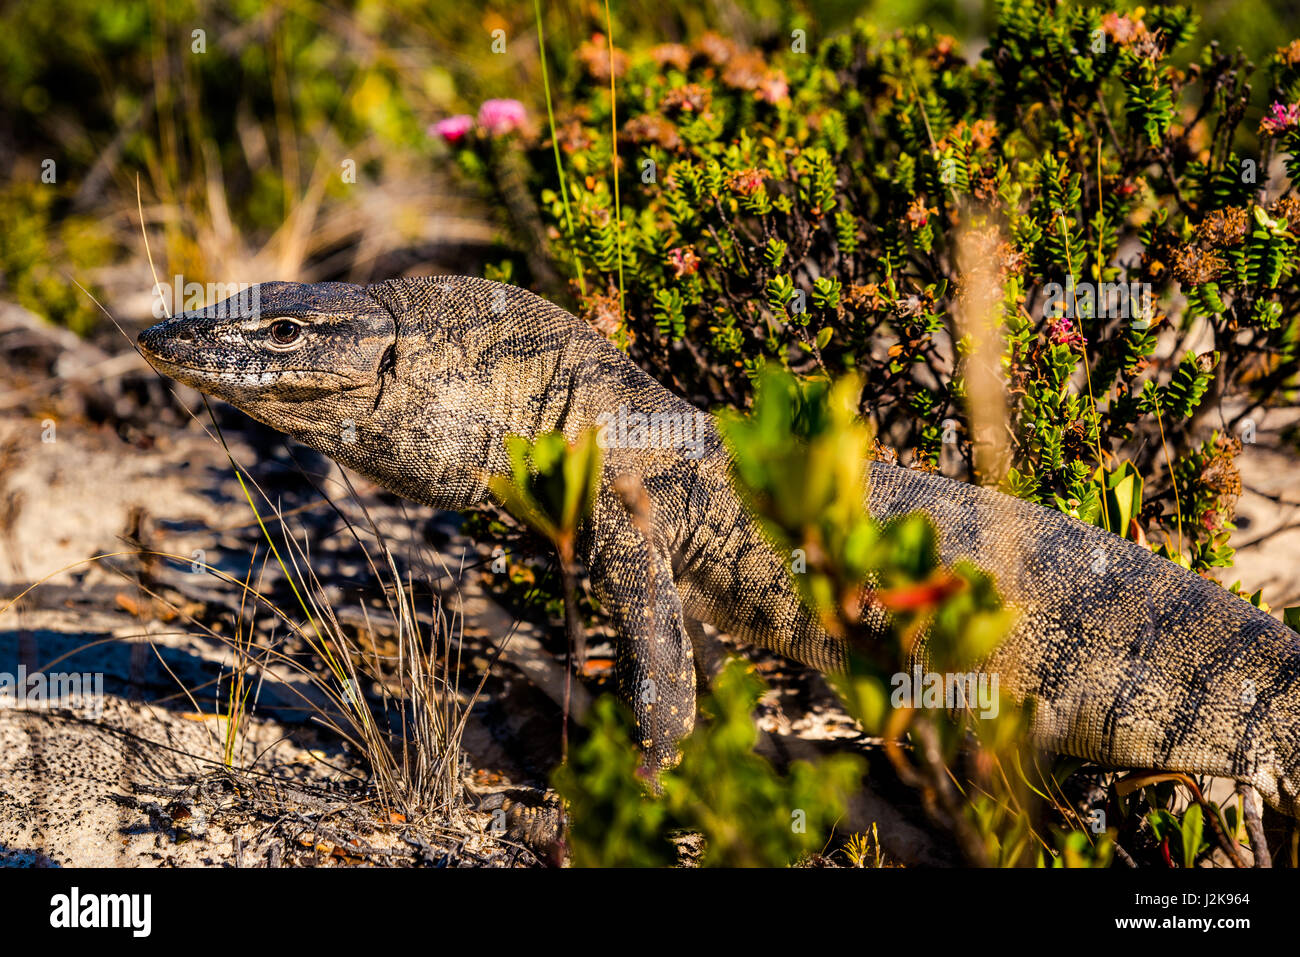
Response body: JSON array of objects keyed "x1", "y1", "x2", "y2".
[{"x1": 138, "y1": 276, "x2": 1300, "y2": 815}]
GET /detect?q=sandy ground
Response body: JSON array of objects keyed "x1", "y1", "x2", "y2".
[
  {"x1": 1224, "y1": 411, "x2": 1300, "y2": 609},
  {"x1": 0, "y1": 306, "x2": 582, "y2": 865}
]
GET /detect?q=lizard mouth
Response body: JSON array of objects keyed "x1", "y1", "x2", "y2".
[
  {"x1": 137, "y1": 320, "x2": 203, "y2": 375},
  {"x1": 140, "y1": 321, "x2": 292, "y2": 386},
  {"x1": 136, "y1": 343, "x2": 209, "y2": 390},
  {"x1": 136, "y1": 337, "x2": 254, "y2": 391}
]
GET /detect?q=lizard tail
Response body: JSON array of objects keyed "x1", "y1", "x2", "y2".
[{"x1": 867, "y1": 460, "x2": 1300, "y2": 815}]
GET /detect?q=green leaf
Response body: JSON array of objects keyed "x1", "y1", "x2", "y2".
[{"x1": 1179, "y1": 804, "x2": 1205, "y2": 868}]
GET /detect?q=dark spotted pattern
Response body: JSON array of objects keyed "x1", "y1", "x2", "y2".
[{"x1": 140, "y1": 278, "x2": 1300, "y2": 812}]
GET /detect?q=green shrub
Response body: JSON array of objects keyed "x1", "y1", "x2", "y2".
[
  {"x1": 0, "y1": 184, "x2": 112, "y2": 333},
  {"x1": 554, "y1": 658, "x2": 864, "y2": 867},
  {"x1": 548, "y1": 366, "x2": 1119, "y2": 866},
  {"x1": 470, "y1": 2, "x2": 1300, "y2": 580}
]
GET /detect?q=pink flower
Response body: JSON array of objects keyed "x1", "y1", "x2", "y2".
[
  {"x1": 477, "y1": 98, "x2": 527, "y2": 137},
  {"x1": 667, "y1": 246, "x2": 701, "y2": 278},
  {"x1": 1049, "y1": 316, "x2": 1087, "y2": 348},
  {"x1": 430, "y1": 115, "x2": 473, "y2": 144},
  {"x1": 1261, "y1": 101, "x2": 1300, "y2": 135},
  {"x1": 1101, "y1": 12, "x2": 1140, "y2": 46}
]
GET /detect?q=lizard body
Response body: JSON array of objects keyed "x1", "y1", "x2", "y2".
[{"x1": 139, "y1": 277, "x2": 1300, "y2": 814}]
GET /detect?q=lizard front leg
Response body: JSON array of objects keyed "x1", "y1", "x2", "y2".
[{"x1": 583, "y1": 497, "x2": 696, "y2": 772}]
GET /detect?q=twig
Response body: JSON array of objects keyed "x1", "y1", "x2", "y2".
[{"x1": 1236, "y1": 783, "x2": 1272, "y2": 868}]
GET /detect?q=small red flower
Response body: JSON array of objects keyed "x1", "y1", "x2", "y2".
[
  {"x1": 667, "y1": 246, "x2": 701, "y2": 278},
  {"x1": 1049, "y1": 316, "x2": 1087, "y2": 348},
  {"x1": 757, "y1": 70, "x2": 789, "y2": 105},
  {"x1": 726, "y1": 168, "x2": 766, "y2": 197}
]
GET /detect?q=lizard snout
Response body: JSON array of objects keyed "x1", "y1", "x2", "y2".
[
  {"x1": 138, "y1": 316, "x2": 192, "y2": 367},
  {"x1": 139, "y1": 317, "x2": 188, "y2": 357},
  {"x1": 137, "y1": 314, "x2": 216, "y2": 381}
]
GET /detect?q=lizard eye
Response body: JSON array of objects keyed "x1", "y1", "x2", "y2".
[{"x1": 268, "y1": 320, "x2": 301, "y2": 345}]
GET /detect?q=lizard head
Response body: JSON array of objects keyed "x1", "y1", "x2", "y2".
[
  {"x1": 139, "y1": 276, "x2": 587, "y2": 511},
  {"x1": 138, "y1": 281, "x2": 395, "y2": 404},
  {"x1": 138, "y1": 279, "x2": 408, "y2": 482}
]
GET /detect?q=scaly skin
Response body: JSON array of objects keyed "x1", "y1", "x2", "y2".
[{"x1": 139, "y1": 277, "x2": 1300, "y2": 814}]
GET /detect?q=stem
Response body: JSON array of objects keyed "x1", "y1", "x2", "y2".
[
  {"x1": 1152, "y1": 396, "x2": 1185, "y2": 556},
  {"x1": 534, "y1": 0, "x2": 586, "y2": 296},
  {"x1": 603, "y1": 0, "x2": 626, "y2": 325},
  {"x1": 1236, "y1": 783, "x2": 1272, "y2": 867},
  {"x1": 557, "y1": 541, "x2": 585, "y2": 768}
]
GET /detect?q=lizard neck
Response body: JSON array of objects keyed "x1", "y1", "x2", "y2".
[{"x1": 354, "y1": 276, "x2": 607, "y2": 509}]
